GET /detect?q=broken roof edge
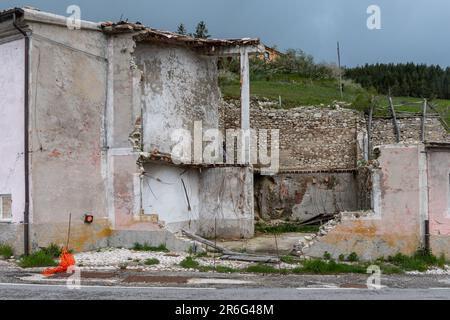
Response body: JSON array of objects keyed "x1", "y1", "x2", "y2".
[
  {"x1": 0, "y1": 7, "x2": 263, "y2": 53},
  {"x1": 102, "y1": 21, "x2": 263, "y2": 54}
]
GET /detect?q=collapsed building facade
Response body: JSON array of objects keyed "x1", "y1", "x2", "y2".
[
  {"x1": 0, "y1": 8, "x2": 263, "y2": 254},
  {"x1": 1, "y1": 8, "x2": 449, "y2": 260},
  {"x1": 221, "y1": 99, "x2": 450, "y2": 259}
]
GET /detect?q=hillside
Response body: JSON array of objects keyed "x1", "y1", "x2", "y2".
[{"x1": 219, "y1": 74, "x2": 450, "y2": 127}]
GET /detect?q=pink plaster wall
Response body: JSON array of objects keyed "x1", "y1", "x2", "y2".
[
  {"x1": 428, "y1": 149, "x2": 450, "y2": 256},
  {"x1": 305, "y1": 145, "x2": 423, "y2": 260}
]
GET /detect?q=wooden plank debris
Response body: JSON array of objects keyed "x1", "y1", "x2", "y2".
[{"x1": 181, "y1": 229, "x2": 280, "y2": 263}]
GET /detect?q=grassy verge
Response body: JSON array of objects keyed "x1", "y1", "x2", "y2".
[
  {"x1": 19, "y1": 250, "x2": 58, "y2": 268},
  {"x1": 144, "y1": 258, "x2": 160, "y2": 266},
  {"x1": 255, "y1": 222, "x2": 320, "y2": 234},
  {"x1": 382, "y1": 249, "x2": 446, "y2": 272},
  {"x1": 179, "y1": 256, "x2": 200, "y2": 269},
  {"x1": 176, "y1": 249, "x2": 446, "y2": 275},
  {"x1": 132, "y1": 243, "x2": 169, "y2": 253},
  {"x1": 0, "y1": 244, "x2": 13, "y2": 259}
]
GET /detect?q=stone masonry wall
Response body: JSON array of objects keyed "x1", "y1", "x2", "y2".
[
  {"x1": 371, "y1": 116, "x2": 449, "y2": 147},
  {"x1": 220, "y1": 99, "x2": 365, "y2": 171},
  {"x1": 220, "y1": 99, "x2": 449, "y2": 171}
]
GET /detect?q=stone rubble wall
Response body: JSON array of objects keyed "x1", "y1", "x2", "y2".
[
  {"x1": 371, "y1": 116, "x2": 449, "y2": 147},
  {"x1": 220, "y1": 99, "x2": 449, "y2": 171},
  {"x1": 220, "y1": 99, "x2": 365, "y2": 171}
]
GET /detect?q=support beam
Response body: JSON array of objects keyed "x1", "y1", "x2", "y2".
[
  {"x1": 367, "y1": 101, "x2": 374, "y2": 159},
  {"x1": 388, "y1": 96, "x2": 400, "y2": 143},
  {"x1": 420, "y1": 98, "x2": 427, "y2": 142},
  {"x1": 240, "y1": 48, "x2": 250, "y2": 164}
]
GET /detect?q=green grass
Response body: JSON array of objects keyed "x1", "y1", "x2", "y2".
[
  {"x1": 179, "y1": 256, "x2": 200, "y2": 269},
  {"x1": 19, "y1": 250, "x2": 58, "y2": 268},
  {"x1": 41, "y1": 243, "x2": 61, "y2": 258},
  {"x1": 245, "y1": 263, "x2": 284, "y2": 274},
  {"x1": 132, "y1": 243, "x2": 169, "y2": 252},
  {"x1": 347, "y1": 252, "x2": 359, "y2": 262},
  {"x1": 386, "y1": 249, "x2": 446, "y2": 272},
  {"x1": 221, "y1": 76, "x2": 366, "y2": 108},
  {"x1": 280, "y1": 255, "x2": 296, "y2": 264},
  {"x1": 0, "y1": 244, "x2": 13, "y2": 259},
  {"x1": 294, "y1": 259, "x2": 367, "y2": 274},
  {"x1": 144, "y1": 258, "x2": 160, "y2": 266},
  {"x1": 255, "y1": 222, "x2": 320, "y2": 234},
  {"x1": 176, "y1": 249, "x2": 446, "y2": 275}
]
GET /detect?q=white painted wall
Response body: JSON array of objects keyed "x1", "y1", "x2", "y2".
[
  {"x1": 136, "y1": 43, "x2": 220, "y2": 155},
  {"x1": 142, "y1": 163, "x2": 200, "y2": 231},
  {"x1": 0, "y1": 39, "x2": 25, "y2": 223}
]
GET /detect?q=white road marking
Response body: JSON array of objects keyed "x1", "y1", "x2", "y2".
[
  {"x1": 296, "y1": 287, "x2": 363, "y2": 290},
  {"x1": 188, "y1": 278, "x2": 254, "y2": 285},
  {"x1": 0, "y1": 282, "x2": 216, "y2": 290}
]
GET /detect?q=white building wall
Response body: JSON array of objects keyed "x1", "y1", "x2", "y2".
[
  {"x1": 0, "y1": 39, "x2": 25, "y2": 223},
  {"x1": 142, "y1": 164, "x2": 200, "y2": 232}
]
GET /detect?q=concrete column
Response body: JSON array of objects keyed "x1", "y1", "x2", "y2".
[
  {"x1": 418, "y1": 143, "x2": 429, "y2": 249},
  {"x1": 240, "y1": 48, "x2": 250, "y2": 163}
]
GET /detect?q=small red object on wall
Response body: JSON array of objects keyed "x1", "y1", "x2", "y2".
[{"x1": 84, "y1": 214, "x2": 94, "y2": 224}]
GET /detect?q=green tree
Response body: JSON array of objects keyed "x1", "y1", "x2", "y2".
[
  {"x1": 193, "y1": 21, "x2": 210, "y2": 39},
  {"x1": 177, "y1": 23, "x2": 187, "y2": 35}
]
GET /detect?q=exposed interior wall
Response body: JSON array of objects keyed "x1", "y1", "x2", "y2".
[
  {"x1": 27, "y1": 23, "x2": 109, "y2": 250},
  {"x1": 142, "y1": 163, "x2": 200, "y2": 232},
  {"x1": 302, "y1": 145, "x2": 423, "y2": 260},
  {"x1": 0, "y1": 39, "x2": 25, "y2": 224},
  {"x1": 254, "y1": 172, "x2": 359, "y2": 223},
  {"x1": 198, "y1": 167, "x2": 254, "y2": 239},
  {"x1": 136, "y1": 43, "x2": 220, "y2": 155},
  {"x1": 428, "y1": 149, "x2": 450, "y2": 257},
  {"x1": 141, "y1": 165, "x2": 254, "y2": 239}
]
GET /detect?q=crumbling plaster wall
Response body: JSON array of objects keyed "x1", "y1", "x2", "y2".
[
  {"x1": 198, "y1": 167, "x2": 254, "y2": 239},
  {"x1": 142, "y1": 165, "x2": 254, "y2": 239},
  {"x1": 107, "y1": 34, "x2": 144, "y2": 231},
  {"x1": 136, "y1": 43, "x2": 254, "y2": 238},
  {"x1": 303, "y1": 145, "x2": 423, "y2": 260},
  {"x1": 254, "y1": 173, "x2": 359, "y2": 222},
  {"x1": 27, "y1": 22, "x2": 110, "y2": 251},
  {"x1": 428, "y1": 149, "x2": 450, "y2": 257},
  {"x1": 136, "y1": 43, "x2": 220, "y2": 155},
  {"x1": 0, "y1": 38, "x2": 25, "y2": 225}
]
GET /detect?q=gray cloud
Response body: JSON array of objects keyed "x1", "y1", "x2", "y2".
[{"x1": 2, "y1": 0, "x2": 449, "y2": 66}]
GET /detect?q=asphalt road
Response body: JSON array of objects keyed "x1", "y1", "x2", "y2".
[{"x1": 1, "y1": 282, "x2": 450, "y2": 300}]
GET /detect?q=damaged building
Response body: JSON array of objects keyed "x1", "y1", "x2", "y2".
[
  {"x1": 1, "y1": 7, "x2": 449, "y2": 261},
  {"x1": 221, "y1": 99, "x2": 450, "y2": 260},
  {"x1": 0, "y1": 7, "x2": 263, "y2": 255}
]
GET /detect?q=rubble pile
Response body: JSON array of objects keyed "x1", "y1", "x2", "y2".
[{"x1": 293, "y1": 214, "x2": 342, "y2": 256}]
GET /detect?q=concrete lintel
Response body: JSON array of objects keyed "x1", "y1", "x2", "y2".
[{"x1": 203, "y1": 43, "x2": 264, "y2": 56}]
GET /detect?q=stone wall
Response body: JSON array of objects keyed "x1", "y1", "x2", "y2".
[
  {"x1": 220, "y1": 100, "x2": 449, "y2": 172},
  {"x1": 220, "y1": 99, "x2": 365, "y2": 171},
  {"x1": 371, "y1": 116, "x2": 449, "y2": 147}
]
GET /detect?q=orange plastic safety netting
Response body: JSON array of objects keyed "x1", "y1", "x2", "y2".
[{"x1": 42, "y1": 248, "x2": 75, "y2": 276}]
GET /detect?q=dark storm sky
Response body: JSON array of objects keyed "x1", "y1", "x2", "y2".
[{"x1": 1, "y1": 0, "x2": 449, "y2": 67}]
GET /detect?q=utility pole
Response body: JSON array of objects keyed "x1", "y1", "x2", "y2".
[{"x1": 337, "y1": 41, "x2": 343, "y2": 100}]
